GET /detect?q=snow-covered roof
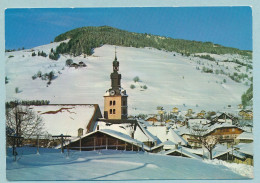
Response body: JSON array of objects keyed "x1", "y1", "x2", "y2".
[
  {"x1": 162, "y1": 147, "x2": 202, "y2": 159},
  {"x1": 236, "y1": 132, "x2": 253, "y2": 140},
  {"x1": 235, "y1": 143, "x2": 253, "y2": 156},
  {"x1": 175, "y1": 126, "x2": 191, "y2": 136},
  {"x1": 59, "y1": 129, "x2": 150, "y2": 151},
  {"x1": 147, "y1": 126, "x2": 188, "y2": 146},
  {"x1": 151, "y1": 140, "x2": 176, "y2": 151},
  {"x1": 94, "y1": 120, "x2": 159, "y2": 143},
  {"x1": 205, "y1": 123, "x2": 243, "y2": 135},
  {"x1": 135, "y1": 121, "x2": 160, "y2": 143},
  {"x1": 188, "y1": 118, "x2": 211, "y2": 126},
  {"x1": 29, "y1": 104, "x2": 97, "y2": 137},
  {"x1": 212, "y1": 144, "x2": 233, "y2": 159}
]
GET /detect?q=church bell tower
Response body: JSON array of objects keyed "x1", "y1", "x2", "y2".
[{"x1": 104, "y1": 48, "x2": 128, "y2": 120}]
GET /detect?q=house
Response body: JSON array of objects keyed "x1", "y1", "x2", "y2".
[
  {"x1": 162, "y1": 145, "x2": 202, "y2": 159},
  {"x1": 150, "y1": 140, "x2": 176, "y2": 153},
  {"x1": 172, "y1": 107, "x2": 179, "y2": 114},
  {"x1": 147, "y1": 126, "x2": 188, "y2": 147},
  {"x1": 176, "y1": 124, "x2": 244, "y2": 148},
  {"x1": 196, "y1": 112, "x2": 205, "y2": 118},
  {"x1": 205, "y1": 123, "x2": 244, "y2": 144},
  {"x1": 211, "y1": 112, "x2": 237, "y2": 125},
  {"x1": 78, "y1": 61, "x2": 87, "y2": 67},
  {"x1": 145, "y1": 116, "x2": 158, "y2": 123},
  {"x1": 237, "y1": 104, "x2": 243, "y2": 109},
  {"x1": 239, "y1": 110, "x2": 253, "y2": 120},
  {"x1": 212, "y1": 143, "x2": 253, "y2": 166},
  {"x1": 234, "y1": 143, "x2": 253, "y2": 165},
  {"x1": 235, "y1": 132, "x2": 253, "y2": 144},
  {"x1": 70, "y1": 63, "x2": 79, "y2": 68},
  {"x1": 59, "y1": 129, "x2": 150, "y2": 152},
  {"x1": 94, "y1": 120, "x2": 160, "y2": 148},
  {"x1": 28, "y1": 104, "x2": 102, "y2": 137}
]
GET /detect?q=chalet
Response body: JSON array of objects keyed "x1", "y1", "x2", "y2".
[
  {"x1": 237, "y1": 104, "x2": 243, "y2": 109},
  {"x1": 235, "y1": 132, "x2": 253, "y2": 144},
  {"x1": 59, "y1": 129, "x2": 150, "y2": 152},
  {"x1": 213, "y1": 143, "x2": 253, "y2": 166},
  {"x1": 187, "y1": 109, "x2": 193, "y2": 114},
  {"x1": 196, "y1": 112, "x2": 205, "y2": 118},
  {"x1": 172, "y1": 107, "x2": 179, "y2": 114},
  {"x1": 70, "y1": 63, "x2": 79, "y2": 68},
  {"x1": 211, "y1": 112, "x2": 237, "y2": 125},
  {"x1": 162, "y1": 145, "x2": 202, "y2": 159},
  {"x1": 205, "y1": 124, "x2": 244, "y2": 144},
  {"x1": 145, "y1": 116, "x2": 158, "y2": 123},
  {"x1": 147, "y1": 126, "x2": 188, "y2": 147},
  {"x1": 176, "y1": 124, "x2": 244, "y2": 148},
  {"x1": 238, "y1": 110, "x2": 253, "y2": 120},
  {"x1": 94, "y1": 120, "x2": 160, "y2": 148},
  {"x1": 234, "y1": 143, "x2": 253, "y2": 165},
  {"x1": 78, "y1": 61, "x2": 87, "y2": 67},
  {"x1": 150, "y1": 140, "x2": 176, "y2": 153}
]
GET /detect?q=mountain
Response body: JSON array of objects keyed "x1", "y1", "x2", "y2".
[
  {"x1": 5, "y1": 40, "x2": 252, "y2": 114},
  {"x1": 54, "y1": 26, "x2": 252, "y2": 57}
]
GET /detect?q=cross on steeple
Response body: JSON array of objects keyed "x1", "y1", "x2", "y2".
[{"x1": 115, "y1": 46, "x2": 117, "y2": 61}]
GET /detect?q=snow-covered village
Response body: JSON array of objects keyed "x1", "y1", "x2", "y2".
[{"x1": 4, "y1": 8, "x2": 253, "y2": 181}]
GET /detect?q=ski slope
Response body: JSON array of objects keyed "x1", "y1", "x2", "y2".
[{"x1": 5, "y1": 42, "x2": 250, "y2": 115}]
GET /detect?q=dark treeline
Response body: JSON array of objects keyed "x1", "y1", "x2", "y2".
[
  {"x1": 241, "y1": 84, "x2": 253, "y2": 108},
  {"x1": 6, "y1": 100, "x2": 50, "y2": 108},
  {"x1": 54, "y1": 26, "x2": 252, "y2": 58}
]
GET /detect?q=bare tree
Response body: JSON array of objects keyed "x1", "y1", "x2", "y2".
[
  {"x1": 6, "y1": 104, "x2": 44, "y2": 146},
  {"x1": 190, "y1": 124, "x2": 220, "y2": 160}
]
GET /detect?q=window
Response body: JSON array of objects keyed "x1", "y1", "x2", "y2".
[
  {"x1": 110, "y1": 101, "x2": 112, "y2": 106},
  {"x1": 123, "y1": 101, "x2": 126, "y2": 106},
  {"x1": 110, "y1": 109, "x2": 112, "y2": 114},
  {"x1": 113, "y1": 109, "x2": 116, "y2": 114},
  {"x1": 123, "y1": 109, "x2": 127, "y2": 114},
  {"x1": 113, "y1": 100, "x2": 116, "y2": 105}
]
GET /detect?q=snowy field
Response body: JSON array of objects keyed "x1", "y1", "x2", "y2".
[
  {"x1": 6, "y1": 147, "x2": 251, "y2": 180},
  {"x1": 5, "y1": 42, "x2": 251, "y2": 115}
]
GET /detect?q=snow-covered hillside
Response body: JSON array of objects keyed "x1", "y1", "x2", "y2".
[
  {"x1": 5, "y1": 42, "x2": 251, "y2": 115},
  {"x1": 6, "y1": 148, "x2": 250, "y2": 180}
]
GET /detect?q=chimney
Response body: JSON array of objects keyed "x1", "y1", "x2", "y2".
[{"x1": 78, "y1": 128, "x2": 83, "y2": 137}]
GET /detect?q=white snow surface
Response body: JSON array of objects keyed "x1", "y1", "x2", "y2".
[
  {"x1": 204, "y1": 159, "x2": 253, "y2": 178},
  {"x1": 29, "y1": 105, "x2": 95, "y2": 137},
  {"x1": 6, "y1": 147, "x2": 250, "y2": 180},
  {"x1": 5, "y1": 43, "x2": 250, "y2": 115}
]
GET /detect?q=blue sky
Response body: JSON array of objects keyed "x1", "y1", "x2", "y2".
[{"x1": 5, "y1": 7, "x2": 252, "y2": 50}]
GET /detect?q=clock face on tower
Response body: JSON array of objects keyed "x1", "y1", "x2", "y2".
[{"x1": 109, "y1": 90, "x2": 115, "y2": 96}]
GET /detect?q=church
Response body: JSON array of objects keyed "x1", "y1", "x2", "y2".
[{"x1": 103, "y1": 50, "x2": 128, "y2": 120}]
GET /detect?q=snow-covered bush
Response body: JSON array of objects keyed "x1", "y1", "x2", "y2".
[
  {"x1": 32, "y1": 75, "x2": 37, "y2": 80},
  {"x1": 130, "y1": 84, "x2": 136, "y2": 89},
  {"x1": 66, "y1": 59, "x2": 73, "y2": 66},
  {"x1": 133, "y1": 76, "x2": 140, "y2": 83},
  {"x1": 15, "y1": 87, "x2": 20, "y2": 93},
  {"x1": 5, "y1": 76, "x2": 9, "y2": 84}
]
